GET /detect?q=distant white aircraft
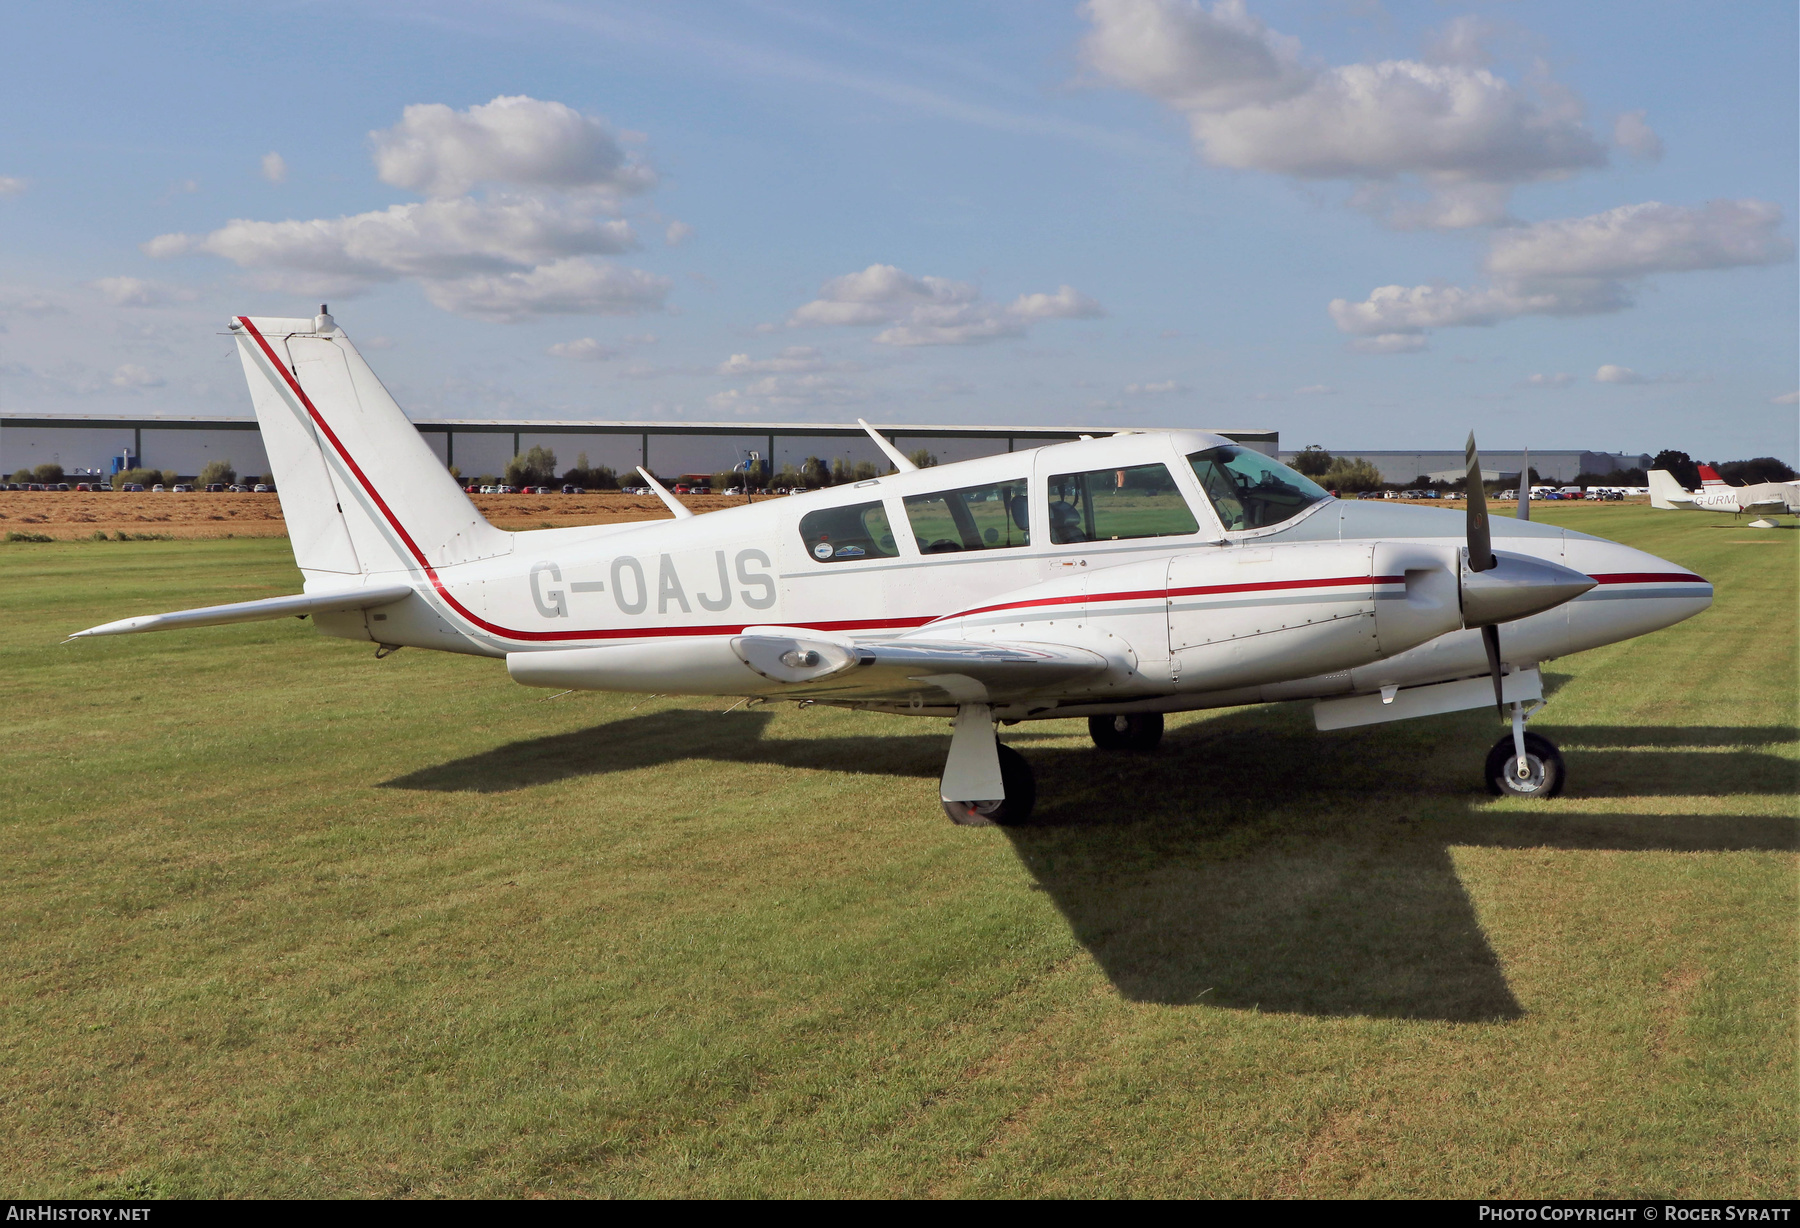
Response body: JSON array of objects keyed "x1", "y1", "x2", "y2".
[
  {"x1": 1649, "y1": 464, "x2": 1799, "y2": 525},
  {"x1": 70, "y1": 311, "x2": 1714, "y2": 819}
]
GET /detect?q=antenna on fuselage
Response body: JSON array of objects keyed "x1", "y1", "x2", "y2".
[
  {"x1": 637, "y1": 467, "x2": 695, "y2": 520},
  {"x1": 857, "y1": 419, "x2": 917, "y2": 473}
]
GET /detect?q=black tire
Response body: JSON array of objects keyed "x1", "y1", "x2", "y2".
[
  {"x1": 1088, "y1": 712, "x2": 1165, "y2": 751},
  {"x1": 1484, "y1": 731, "x2": 1565, "y2": 798},
  {"x1": 942, "y1": 742, "x2": 1037, "y2": 827}
]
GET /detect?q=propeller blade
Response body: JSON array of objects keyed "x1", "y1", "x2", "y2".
[
  {"x1": 1465, "y1": 432, "x2": 1496, "y2": 572},
  {"x1": 1482, "y1": 624, "x2": 1505, "y2": 716},
  {"x1": 1517, "y1": 446, "x2": 1530, "y2": 521}
]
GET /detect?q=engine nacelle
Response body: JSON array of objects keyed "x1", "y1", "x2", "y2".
[{"x1": 1165, "y1": 541, "x2": 1464, "y2": 693}]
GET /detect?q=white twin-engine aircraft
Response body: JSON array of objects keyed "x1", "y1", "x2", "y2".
[{"x1": 72, "y1": 312, "x2": 1714, "y2": 823}]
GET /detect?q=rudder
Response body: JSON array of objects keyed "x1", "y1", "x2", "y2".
[
  {"x1": 1647, "y1": 469, "x2": 1692, "y2": 510},
  {"x1": 233, "y1": 311, "x2": 510, "y2": 579}
]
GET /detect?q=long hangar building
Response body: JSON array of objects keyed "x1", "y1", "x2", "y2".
[{"x1": 0, "y1": 413, "x2": 1648, "y2": 485}]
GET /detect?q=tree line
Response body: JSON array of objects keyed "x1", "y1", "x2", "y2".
[
  {"x1": 7, "y1": 460, "x2": 266, "y2": 488},
  {"x1": 1288, "y1": 445, "x2": 1796, "y2": 494}
]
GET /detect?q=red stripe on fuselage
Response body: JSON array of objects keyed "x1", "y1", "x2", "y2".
[
  {"x1": 942, "y1": 573, "x2": 1405, "y2": 623},
  {"x1": 1589, "y1": 572, "x2": 1709, "y2": 585}
]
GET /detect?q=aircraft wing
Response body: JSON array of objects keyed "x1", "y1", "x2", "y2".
[
  {"x1": 732, "y1": 631, "x2": 1109, "y2": 703},
  {"x1": 68, "y1": 584, "x2": 414, "y2": 640}
]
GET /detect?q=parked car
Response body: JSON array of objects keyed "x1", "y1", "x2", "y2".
[
  {"x1": 122, "y1": 483, "x2": 145, "y2": 492},
  {"x1": 253, "y1": 484, "x2": 271, "y2": 493},
  {"x1": 171, "y1": 484, "x2": 192, "y2": 492},
  {"x1": 560, "y1": 484, "x2": 583, "y2": 494}
]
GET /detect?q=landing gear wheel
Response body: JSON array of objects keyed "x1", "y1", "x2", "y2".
[
  {"x1": 1485, "y1": 731, "x2": 1565, "y2": 798},
  {"x1": 942, "y1": 743, "x2": 1037, "y2": 827},
  {"x1": 1088, "y1": 712, "x2": 1164, "y2": 751}
]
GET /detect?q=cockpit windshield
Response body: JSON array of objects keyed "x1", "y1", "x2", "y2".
[{"x1": 1187, "y1": 445, "x2": 1330, "y2": 532}]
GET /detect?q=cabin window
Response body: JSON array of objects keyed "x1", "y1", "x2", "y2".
[
  {"x1": 1046, "y1": 463, "x2": 1199, "y2": 544},
  {"x1": 1186, "y1": 445, "x2": 1329, "y2": 532},
  {"x1": 798, "y1": 500, "x2": 900, "y2": 563},
  {"x1": 902, "y1": 480, "x2": 1031, "y2": 554}
]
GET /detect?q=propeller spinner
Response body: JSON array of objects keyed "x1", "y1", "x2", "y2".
[{"x1": 1463, "y1": 434, "x2": 1595, "y2": 714}]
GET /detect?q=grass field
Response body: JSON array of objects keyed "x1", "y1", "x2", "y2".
[{"x1": 1, "y1": 504, "x2": 1793, "y2": 1198}]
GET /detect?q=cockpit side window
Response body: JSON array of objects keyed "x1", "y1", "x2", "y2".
[
  {"x1": 799, "y1": 500, "x2": 900, "y2": 563},
  {"x1": 1186, "y1": 445, "x2": 1330, "y2": 532},
  {"x1": 1046, "y1": 462, "x2": 1199, "y2": 544},
  {"x1": 901, "y1": 480, "x2": 1030, "y2": 554}
]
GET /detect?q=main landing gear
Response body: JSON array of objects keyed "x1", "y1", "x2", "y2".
[
  {"x1": 1088, "y1": 712, "x2": 1164, "y2": 751},
  {"x1": 940, "y1": 704, "x2": 1038, "y2": 827},
  {"x1": 1485, "y1": 699, "x2": 1565, "y2": 798},
  {"x1": 941, "y1": 743, "x2": 1036, "y2": 827}
]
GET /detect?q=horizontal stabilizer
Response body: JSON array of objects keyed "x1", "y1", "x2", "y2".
[{"x1": 68, "y1": 584, "x2": 414, "y2": 640}]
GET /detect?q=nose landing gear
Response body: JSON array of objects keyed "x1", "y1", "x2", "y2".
[{"x1": 1485, "y1": 699, "x2": 1564, "y2": 797}]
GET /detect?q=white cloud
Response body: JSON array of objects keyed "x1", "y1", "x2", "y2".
[
  {"x1": 708, "y1": 373, "x2": 861, "y2": 415},
  {"x1": 1330, "y1": 280, "x2": 1622, "y2": 335},
  {"x1": 1081, "y1": 0, "x2": 1608, "y2": 229},
  {"x1": 1487, "y1": 199, "x2": 1789, "y2": 282},
  {"x1": 1613, "y1": 110, "x2": 1663, "y2": 161},
  {"x1": 1524, "y1": 372, "x2": 1575, "y2": 388},
  {"x1": 370, "y1": 95, "x2": 654, "y2": 200},
  {"x1": 261, "y1": 152, "x2": 288, "y2": 184},
  {"x1": 1294, "y1": 383, "x2": 1336, "y2": 395},
  {"x1": 422, "y1": 258, "x2": 670, "y2": 323},
  {"x1": 1125, "y1": 379, "x2": 1185, "y2": 395},
  {"x1": 110, "y1": 364, "x2": 164, "y2": 389},
  {"x1": 145, "y1": 97, "x2": 671, "y2": 322},
  {"x1": 789, "y1": 264, "x2": 1101, "y2": 346},
  {"x1": 91, "y1": 276, "x2": 197, "y2": 307},
  {"x1": 1422, "y1": 16, "x2": 1494, "y2": 69},
  {"x1": 1331, "y1": 199, "x2": 1792, "y2": 345},
  {"x1": 1772, "y1": 390, "x2": 1799, "y2": 405},
  {"x1": 0, "y1": 287, "x2": 62, "y2": 316},
  {"x1": 1347, "y1": 332, "x2": 1428, "y2": 354},
  {"x1": 547, "y1": 337, "x2": 619, "y2": 361},
  {"x1": 1594, "y1": 364, "x2": 1645, "y2": 385},
  {"x1": 0, "y1": 176, "x2": 27, "y2": 197},
  {"x1": 148, "y1": 197, "x2": 638, "y2": 294},
  {"x1": 720, "y1": 346, "x2": 828, "y2": 375},
  {"x1": 664, "y1": 220, "x2": 693, "y2": 246}
]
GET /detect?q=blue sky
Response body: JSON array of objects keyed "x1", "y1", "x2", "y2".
[{"x1": 1, "y1": 1, "x2": 1794, "y2": 462}]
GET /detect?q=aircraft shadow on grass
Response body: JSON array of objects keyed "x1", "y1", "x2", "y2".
[{"x1": 383, "y1": 703, "x2": 1798, "y2": 1025}]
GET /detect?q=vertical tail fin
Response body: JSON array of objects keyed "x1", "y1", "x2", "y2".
[
  {"x1": 1647, "y1": 469, "x2": 1693, "y2": 509},
  {"x1": 232, "y1": 311, "x2": 510, "y2": 579},
  {"x1": 1697, "y1": 464, "x2": 1727, "y2": 487}
]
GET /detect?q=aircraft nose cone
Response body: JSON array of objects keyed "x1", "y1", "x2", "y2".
[{"x1": 1462, "y1": 550, "x2": 1598, "y2": 627}]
